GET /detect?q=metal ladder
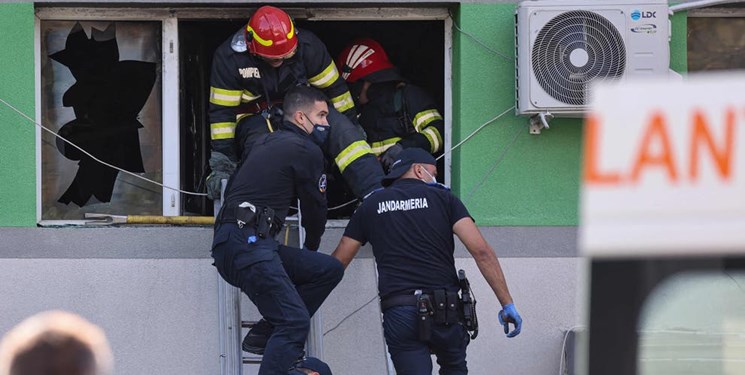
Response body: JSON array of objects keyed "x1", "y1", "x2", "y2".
[{"x1": 215, "y1": 184, "x2": 323, "y2": 375}]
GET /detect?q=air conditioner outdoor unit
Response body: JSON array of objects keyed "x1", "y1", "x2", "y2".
[{"x1": 515, "y1": 0, "x2": 671, "y2": 116}]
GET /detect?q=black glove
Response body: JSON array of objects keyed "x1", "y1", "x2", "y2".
[
  {"x1": 206, "y1": 151, "x2": 236, "y2": 200},
  {"x1": 380, "y1": 144, "x2": 404, "y2": 173}
]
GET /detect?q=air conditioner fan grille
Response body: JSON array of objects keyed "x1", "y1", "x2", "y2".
[{"x1": 531, "y1": 10, "x2": 626, "y2": 106}]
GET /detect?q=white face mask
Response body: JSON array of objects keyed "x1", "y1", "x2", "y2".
[
  {"x1": 419, "y1": 165, "x2": 451, "y2": 191},
  {"x1": 420, "y1": 166, "x2": 437, "y2": 185}
]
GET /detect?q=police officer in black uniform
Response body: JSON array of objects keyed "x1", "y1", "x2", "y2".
[
  {"x1": 332, "y1": 148, "x2": 523, "y2": 375},
  {"x1": 206, "y1": 6, "x2": 382, "y2": 201},
  {"x1": 336, "y1": 38, "x2": 445, "y2": 171},
  {"x1": 211, "y1": 86, "x2": 343, "y2": 375}
]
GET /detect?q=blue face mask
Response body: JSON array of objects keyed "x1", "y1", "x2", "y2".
[
  {"x1": 303, "y1": 113, "x2": 329, "y2": 146},
  {"x1": 310, "y1": 124, "x2": 329, "y2": 146}
]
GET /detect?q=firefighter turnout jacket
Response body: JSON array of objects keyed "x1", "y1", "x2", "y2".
[
  {"x1": 209, "y1": 27, "x2": 355, "y2": 161},
  {"x1": 209, "y1": 27, "x2": 382, "y2": 198},
  {"x1": 325, "y1": 108, "x2": 384, "y2": 199},
  {"x1": 360, "y1": 82, "x2": 445, "y2": 157}
]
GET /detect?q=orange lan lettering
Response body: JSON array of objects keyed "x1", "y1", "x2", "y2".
[{"x1": 584, "y1": 108, "x2": 735, "y2": 185}]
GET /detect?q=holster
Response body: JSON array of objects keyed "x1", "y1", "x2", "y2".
[
  {"x1": 255, "y1": 206, "x2": 276, "y2": 239},
  {"x1": 217, "y1": 201, "x2": 281, "y2": 239},
  {"x1": 458, "y1": 269, "x2": 479, "y2": 339},
  {"x1": 416, "y1": 292, "x2": 433, "y2": 342},
  {"x1": 236, "y1": 202, "x2": 257, "y2": 229}
]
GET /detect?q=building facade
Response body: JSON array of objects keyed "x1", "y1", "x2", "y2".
[{"x1": 0, "y1": 1, "x2": 692, "y2": 374}]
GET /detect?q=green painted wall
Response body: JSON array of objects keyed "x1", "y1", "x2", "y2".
[
  {"x1": 0, "y1": 3, "x2": 35, "y2": 226},
  {"x1": 452, "y1": 4, "x2": 687, "y2": 226},
  {"x1": 0, "y1": 3, "x2": 688, "y2": 228}
]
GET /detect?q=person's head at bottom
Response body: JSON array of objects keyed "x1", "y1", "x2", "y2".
[
  {"x1": 0, "y1": 310, "x2": 113, "y2": 375},
  {"x1": 290, "y1": 357, "x2": 332, "y2": 375}
]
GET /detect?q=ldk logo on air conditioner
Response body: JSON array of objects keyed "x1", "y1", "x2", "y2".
[{"x1": 630, "y1": 9, "x2": 657, "y2": 21}]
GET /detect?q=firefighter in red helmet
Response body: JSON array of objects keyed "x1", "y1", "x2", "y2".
[
  {"x1": 245, "y1": 5, "x2": 297, "y2": 62},
  {"x1": 206, "y1": 6, "x2": 383, "y2": 201},
  {"x1": 337, "y1": 38, "x2": 445, "y2": 172}
]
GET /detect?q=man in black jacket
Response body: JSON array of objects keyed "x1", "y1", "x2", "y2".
[
  {"x1": 206, "y1": 6, "x2": 382, "y2": 201},
  {"x1": 211, "y1": 86, "x2": 343, "y2": 374}
]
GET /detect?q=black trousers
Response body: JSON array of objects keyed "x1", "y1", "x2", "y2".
[
  {"x1": 383, "y1": 305, "x2": 470, "y2": 375},
  {"x1": 212, "y1": 223, "x2": 343, "y2": 374}
]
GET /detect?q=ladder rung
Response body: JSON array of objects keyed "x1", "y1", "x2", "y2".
[
  {"x1": 242, "y1": 320, "x2": 257, "y2": 328},
  {"x1": 243, "y1": 356, "x2": 263, "y2": 364}
]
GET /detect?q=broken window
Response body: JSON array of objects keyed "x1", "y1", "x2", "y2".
[
  {"x1": 37, "y1": 7, "x2": 449, "y2": 222},
  {"x1": 41, "y1": 21, "x2": 162, "y2": 220}
]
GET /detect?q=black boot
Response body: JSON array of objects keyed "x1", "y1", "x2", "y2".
[{"x1": 242, "y1": 319, "x2": 273, "y2": 354}]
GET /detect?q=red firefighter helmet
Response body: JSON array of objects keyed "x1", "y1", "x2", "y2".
[
  {"x1": 245, "y1": 6, "x2": 298, "y2": 59},
  {"x1": 336, "y1": 38, "x2": 395, "y2": 83}
]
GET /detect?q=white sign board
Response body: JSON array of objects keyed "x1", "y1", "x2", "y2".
[{"x1": 580, "y1": 73, "x2": 745, "y2": 257}]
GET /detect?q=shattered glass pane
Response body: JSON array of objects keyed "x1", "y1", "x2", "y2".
[{"x1": 41, "y1": 21, "x2": 162, "y2": 220}]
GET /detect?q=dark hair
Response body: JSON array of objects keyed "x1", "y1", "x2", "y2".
[{"x1": 283, "y1": 85, "x2": 328, "y2": 122}]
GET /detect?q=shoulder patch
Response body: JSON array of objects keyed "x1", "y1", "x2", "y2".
[{"x1": 318, "y1": 174, "x2": 327, "y2": 193}]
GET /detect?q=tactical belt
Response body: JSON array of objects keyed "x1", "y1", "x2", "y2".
[
  {"x1": 381, "y1": 290, "x2": 460, "y2": 320},
  {"x1": 217, "y1": 201, "x2": 282, "y2": 238},
  {"x1": 381, "y1": 274, "x2": 479, "y2": 340},
  {"x1": 380, "y1": 294, "x2": 419, "y2": 311},
  {"x1": 381, "y1": 289, "x2": 463, "y2": 342}
]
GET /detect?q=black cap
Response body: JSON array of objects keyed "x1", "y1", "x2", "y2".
[{"x1": 381, "y1": 147, "x2": 436, "y2": 187}]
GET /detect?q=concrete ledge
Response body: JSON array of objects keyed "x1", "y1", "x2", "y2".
[
  {"x1": 0, "y1": 227, "x2": 214, "y2": 258},
  {"x1": 0, "y1": 225, "x2": 577, "y2": 258}
]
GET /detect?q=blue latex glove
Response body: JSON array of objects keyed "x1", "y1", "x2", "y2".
[{"x1": 498, "y1": 303, "x2": 522, "y2": 338}]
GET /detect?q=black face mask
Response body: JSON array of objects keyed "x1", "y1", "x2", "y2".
[{"x1": 303, "y1": 113, "x2": 329, "y2": 147}]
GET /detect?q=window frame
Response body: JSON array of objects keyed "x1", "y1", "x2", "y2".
[{"x1": 35, "y1": 6, "x2": 453, "y2": 225}]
